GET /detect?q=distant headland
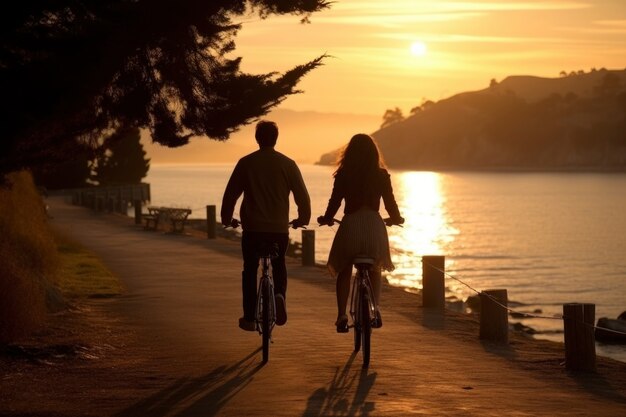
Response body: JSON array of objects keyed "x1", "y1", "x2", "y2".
[{"x1": 317, "y1": 68, "x2": 626, "y2": 171}]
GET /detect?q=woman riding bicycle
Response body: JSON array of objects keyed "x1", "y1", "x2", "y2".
[{"x1": 317, "y1": 133, "x2": 404, "y2": 333}]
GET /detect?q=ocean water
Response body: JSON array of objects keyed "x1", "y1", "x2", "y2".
[{"x1": 145, "y1": 163, "x2": 626, "y2": 362}]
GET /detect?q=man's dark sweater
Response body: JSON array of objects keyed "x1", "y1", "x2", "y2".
[{"x1": 221, "y1": 147, "x2": 311, "y2": 233}]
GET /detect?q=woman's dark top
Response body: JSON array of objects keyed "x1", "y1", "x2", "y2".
[{"x1": 322, "y1": 168, "x2": 402, "y2": 221}]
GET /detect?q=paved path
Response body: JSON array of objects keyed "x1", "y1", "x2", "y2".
[{"x1": 48, "y1": 198, "x2": 626, "y2": 416}]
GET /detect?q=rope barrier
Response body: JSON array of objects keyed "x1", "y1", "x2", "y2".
[
  {"x1": 423, "y1": 261, "x2": 626, "y2": 336},
  {"x1": 583, "y1": 320, "x2": 626, "y2": 336},
  {"x1": 423, "y1": 261, "x2": 563, "y2": 320},
  {"x1": 425, "y1": 269, "x2": 613, "y2": 337}
]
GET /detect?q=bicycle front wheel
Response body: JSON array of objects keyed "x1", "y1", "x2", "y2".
[
  {"x1": 261, "y1": 279, "x2": 272, "y2": 363},
  {"x1": 361, "y1": 292, "x2": 372, "y2": 367}
]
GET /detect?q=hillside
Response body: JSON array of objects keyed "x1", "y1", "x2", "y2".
[{"x1": 318, "y1": 69, "x2": 626, "y2": 170}]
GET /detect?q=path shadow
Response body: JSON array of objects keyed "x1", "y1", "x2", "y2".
[
  {"x1": 570, "y1": 370, "x2": 626, "y2": 404},
  {"x1": 115, "y1": 348, "x2": 264, "y2": 417},
  {"x1": 421, "y1": 307, "x2": 445, "y2": 330},
  {"x1": 479, "y1": 339, "x2": 518, "y2": 360},
  {"x1": 303, "y1": 352, "x2": 378, "y2": 417}
]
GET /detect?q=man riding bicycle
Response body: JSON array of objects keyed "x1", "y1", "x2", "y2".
[{"x1": 221, "y1": 120, "x2": 311, "y2": 331}]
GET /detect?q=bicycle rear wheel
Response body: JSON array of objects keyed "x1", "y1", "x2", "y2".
[
  {"x1": 261, "y1": 278, "x2": 272, "y2": 363},
  {"x1": 361, "y1": 291, "x2": 372, "y2": 366}
]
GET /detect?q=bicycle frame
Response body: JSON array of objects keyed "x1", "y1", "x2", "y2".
[
  {"x1": 225, "y1": 219, "x2": 293, "y2": 364},
  {"x1": 349, "y1": 263, "x2": 378, "y2": 331},
  {"x1": 317, "y1": 216, "x2": 397, "y2": 367},
  {"x1": 349, "y1": 258, "x2": 380, "y2": 367}
]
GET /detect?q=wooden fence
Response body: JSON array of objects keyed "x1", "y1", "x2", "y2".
[{"x1": 72, "y1": 183, "x2": 151, "y2": 214}]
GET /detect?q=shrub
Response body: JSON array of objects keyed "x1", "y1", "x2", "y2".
[{"x1": 0, "y1": 171, "x2": 59, "y2": 343}]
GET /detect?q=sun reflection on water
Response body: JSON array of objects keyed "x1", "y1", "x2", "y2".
[{"x1": 386, "y1": 171, "x2": 458, "y2": 291}]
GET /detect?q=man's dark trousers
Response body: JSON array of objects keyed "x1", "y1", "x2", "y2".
[{"x1": 241, "y1": 231, "x2": 289, "y2": 321}]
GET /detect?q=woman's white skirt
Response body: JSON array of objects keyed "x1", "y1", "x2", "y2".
[{"x1": 327, "y1": 208, "x2": 394, "y2": 277}]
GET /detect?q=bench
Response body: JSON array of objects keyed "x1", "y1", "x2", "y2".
[
  {"x1": 166, "y1": 207, "x2": 192, "y2": 233},
  {"x1": 143, "y1": 206, "x2": 192, "y2": 233},
  {"x1": 142, "y1": 206, "x2": 161, "y2": 230}
]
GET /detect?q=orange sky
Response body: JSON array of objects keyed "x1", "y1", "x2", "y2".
[{"x1": 233, "y1": 0, "x2": 626, "y2": 116}]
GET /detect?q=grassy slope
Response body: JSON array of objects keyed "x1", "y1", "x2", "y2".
[{"x1": 54, "y1": 230, "x2": 123, "y2": 299}]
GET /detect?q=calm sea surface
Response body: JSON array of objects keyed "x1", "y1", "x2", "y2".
[{"x1": 146, "y1": 164, "x2": 626, "y2": 362}]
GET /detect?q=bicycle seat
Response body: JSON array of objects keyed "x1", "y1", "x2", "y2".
[
  {"x1": 353, "y1": 256, "x2": 375, "y2": 267},
  {"x1": 257, "y1": 242, "x2": 279, "y2": 258}
]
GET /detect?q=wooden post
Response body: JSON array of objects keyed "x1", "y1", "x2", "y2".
[
  {"x1": 134, "y1": 200, "x2": 142, "y2": 225},
  {"x1": 479, "y1": 289, "x2": 509, "y2": 343},
  {"x1": 563, "y1": 303, "x2": 596, "y2": 372},
  {"x1": 206, "y1": 205, "x2": 216, "y2": 239},
  {"x1": 422, "y1": 255, "x2": 445, "y2": 310},
  {"x1": 302, "y1": 230, "x2": 315, "y2": 266}
]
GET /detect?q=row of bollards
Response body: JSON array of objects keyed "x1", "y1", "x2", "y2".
[
  {"x1": 201, "y1": 210, "x2": 596, "y2": 372},
  {"x1": 420, "y1": 255, "x2": 596, "y2": 372},
  {"x1": 422, "y1": 256, "x2": 509, "y2": 342},
  {"x1": 563, "y1": 303, "x2": 596, "y2": 372}
]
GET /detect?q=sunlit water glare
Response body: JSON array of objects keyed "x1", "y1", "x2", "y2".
[{"x1": 146, "y1": 164, "x2": 626, "y2": 362}]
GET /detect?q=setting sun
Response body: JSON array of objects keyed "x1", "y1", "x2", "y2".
[{"x1": 410, "y1": 41, "x2": 427, "y2": 57}]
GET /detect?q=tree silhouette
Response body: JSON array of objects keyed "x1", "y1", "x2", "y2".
[
  {"x1": 31, "y1": 140, "x2": 93, "y2": 190},
  {"x1": 421, "y1": 100, "x2": 435, "y2": 110},
  {"x1": 381, "y1": 108, "x2": 405, "y2": 129},
  {"x1": 594, "y1": 72, "x2": 622, "y2": 97},
  {"x1": 409, "y1": 105, "x2": 422, "y2": 115},
  {"x1": 0, "y1": 1, "x2": 330, "y2": 182},
  {"x1": 96, "y1": 127, "x2": 150, "y2": 185}
]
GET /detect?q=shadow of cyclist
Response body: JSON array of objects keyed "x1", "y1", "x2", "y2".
[
  {"x1": 115, "y1": 348, "x2": 263, "y2": 417},
  {"x1": 303, "y1": 352, "x2": 378, "y2": 417}
]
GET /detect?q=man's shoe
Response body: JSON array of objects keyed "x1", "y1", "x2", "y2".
[
  {"x1": 238, "y1": 317, "x2": 256, "y2": 332},
  {"x1": 275, "y1": 294, "x2": 287, "y2": 325}
]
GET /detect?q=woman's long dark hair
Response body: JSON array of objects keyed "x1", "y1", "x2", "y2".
[
  {"x1": 334, "y1": 134, "x2": 386, "y2": 191},
  {"x1": 334, "y1": 134, "x2": 385, "y2": 176}
]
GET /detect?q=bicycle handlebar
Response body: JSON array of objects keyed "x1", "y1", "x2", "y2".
[
  {"x1": 317, "y1": 215, "x2": 403, "y2": 227},
  {"x1": 383, "y1": 217, "x2": 404, "y2": 227},
  {"x1": 224, "y1": 218, "x2": 307, "y2": 230},
  {"x1": 224, "y1": 218, "x2": 240, "y2": 229},
  {"x1": 316, "y1": 216, "x2": 340, "y2": 226},
  {"x1": 289, "y1": 219, "x2": 307, "y2": 229}
]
